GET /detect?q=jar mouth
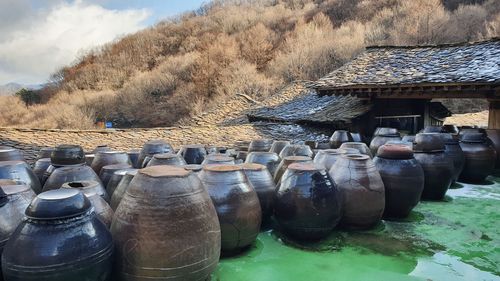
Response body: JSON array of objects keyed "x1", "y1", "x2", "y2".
[
  {"x1": 203, "y1": 164, "x2": 241, "y2": 172},
  {"x1": 343, "y1": 154, "x2": 369, "y2": 161}
]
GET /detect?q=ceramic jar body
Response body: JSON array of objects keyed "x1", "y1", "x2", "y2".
[
  {"x1": 248, "y1": 139, "x2": 273, "y2": 152},
  {"x1": 241, "y1": 163, "x2": 276, "y2": 220},
  {"x1": 137, "y1": 140, "x2": 174, "y2": 168},
  {"x1": 0, "y1": 161, "x2": 42, "y2": 194},
  {"x1": 444, "y1": 142, "x2": 465, "y2": 183},
  {"x1": 340, "y1": 142, "x2": 373, "y2": 158},
  {"x1": 32, "y1": 158, "x2": 51, "y2": 185},
  {"x1": 245, "y1": 152, "x2": 280, "y2": 176},
  {"x1": 146, "y1": 153, "x2": 187, "y2": 166},
  {"x1": 414, "y1": 152, "x2": 454, "y2": 200},
  {"x1": 459, "y1": 141, "x2": 496, "y2": 183},
  {"x1": 42, "y1": 164, "x2": 103, "y2": 193},
  {"x1": 91, "y1": 151, "x2": 131, "y2": 174},
  {"x1": 274, "y1": 156, "x2": 312, "y2": 184},
  {"x1": 110, "y1": 170, "x2": 137, "y2": 211},
  {"x1": 369, "y1": 135, "x2": 401, "y2": 156},
  {"x1": 0, "y1": 148, "x2": 24, "y2": 162},
  {"x1": 486, "y1": 129, "x2": 500, "y2": 167},
  {"x1": 279, "y1": 145, "x2": 314, "y2": 159},
  {"x1": 269, "y1": 141, "x2": 290, "y2": 155},
  {"x1": 178, "y1": 145, "x2": 207, "y2": 165},
  {"x1": 329, "y1": 130, "x2": 353, "y2": 149}
]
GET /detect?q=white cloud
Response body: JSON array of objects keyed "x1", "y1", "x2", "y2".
[{"x1": 0, "y1": 0, "x2": 150, "y2": 84}]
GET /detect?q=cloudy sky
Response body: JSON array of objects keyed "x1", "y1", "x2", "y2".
[{"x1": 0, "y1": 0, "x2": 206, "y2": 85}]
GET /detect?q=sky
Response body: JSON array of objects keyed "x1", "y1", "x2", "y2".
[{"x1": 0, "y1": 0, "x2": 207, "y2": 85}]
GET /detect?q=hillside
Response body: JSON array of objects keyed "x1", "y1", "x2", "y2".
[{"x1": 0, "y1": 0, "x2": 499, "y2": 129}]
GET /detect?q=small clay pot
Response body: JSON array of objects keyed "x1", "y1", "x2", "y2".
[
  {"x1": 42, "y1": 164, "x2": 103, "y2": 194},
  {"x1": 274, "y1": 156, "x2": 312, "y2": 184},
  {"x1": 91, "y1": 151, "x2": 131, "y2": 174},
  {"x1": 240, "y1": 163, "x2": 275, "y2": 220},
  {"x1": 0, "y1": 161, "x2": 42, "y2": 194},
  {"x1": 36, "y1": 147, "x2": 55, "y2": 160},
  {"x1": 51, "y1": 145, "x2": 85, "y2": 166},
  {"x1": 33, "y1": 158, "x2": 51, "y2": 185},
  {"x1": 248, "y1": 139, "x2": 273, "y2": 152},
  {"x1": 105, "y1": 168, "x2": 136, "y2": 198},
  {"x1": 99, "y1": 163, "x2": 132, "y2": 188},
  {"x1": 147, "y1": 153, "x2": 187, "y2": 166},
  {"x1": 340, "y1": 142, "x2": 373, "y2": 158},
  {"x1": 329, "y1": 130, "x2": 353, "y2": 149},
  {"x1": 127, "y1": 149, "x2": 141, "y2": 169},
  {"x1": 279, "y1": 144, "x2": 314, "y2": 159},
  {"x1": 270, "y1": 140, "x2": 291, "y2": 155},
  {"x1": 137, "y1": 140, "x2": 174, "y2": 168},
  {"x1": 0, "y1": 147, "x2": 24, "y2": 162},
  {"x1": 202, "y1": 155, "x2": 235, "y2": 165},
  {"x1": 245, "y1": 152, "x2": 280, "y2": 176},
  {"x1": 459, "y1": 133, "x2": 496, "y2": 183},
  {"x1": 275, "y1": 162, "x2": 342, "y2": 240},
  {"x1": 110, "y1": 170, "x2": 138, "y2": 211},
  {"x1": 178, "y1": 144, "x2": 207, "y2": 165}
]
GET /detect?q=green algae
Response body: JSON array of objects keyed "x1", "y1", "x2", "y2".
[{"x1": 213, "y1": 177, "x2": 500, "y2": 281}]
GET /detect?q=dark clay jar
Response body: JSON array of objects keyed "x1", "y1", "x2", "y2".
[
  {"x1": 442, "y1": 125, "x2": 459, "y2": 134},
  {"x1": 51, "y1": 145, "x2": 85, "y2": 166},
  {"x1": 440, "y1": 133, "x2": 465, "y2": 183},
  {"x1": 199, "y1": 165, "x2": 261, "y2": 254},
  {"x1": 36, "y1": 147, "x2": 55, "y2": 160},
  {"x1": 91, "y1": 151, "x2": 131, "y2": 174},
  {"x1": 2, "y1": 189, "x2": 113, "y2": 281},
  {"x1": 486, "y1": 129, "x2": 500, "y2": 167},
  {"x1": 331, "y1": 154, "x2": 385, "y2": 229},
  {"x1": 137, "y1": 140, "x2": 174, "y2": 168},
  {"x1": 98, "y1": 163, "x2": 132, "y2": 188},
  {"x1": 370, "y1": 131, "x2": 401, "y2": 156},
  {"x1": 373, "y1": 144, "x2": 424, "y2": 218},
  {"x1": 459, "y1": 133, "x2": 496, "y2": 183},
  {"x1": 42, "y1": 164, "x2": 103, "y2": 194},
  {"x1": 313, "y1": 149, "x2": 351, "y2": 172},
  {"x1": 279, "y1": 144, "x2": 314, "y2": 159},
  {"x1": 105, "y1": 168, "x2": 136, "y2": 197},
  {"x1": 112, "y1": 166, "x2": 220, "y2": 280},
  {"x1": 241, "y1": 163, "x2": 276, "y2": 220},
  {"x1": 178, "y1": 144, "x2": 207, "y2": 165},
  {"x1": 110, "y1": 170, "x2": 138, "y2": 211},
  {"x1": 275, "y1": 162, "x2": 342, "y2": 240},
  {"x1": 245, "y1": 152, "x2": 280, "y2": 176},
  {"x1": 413, "y1": 133, "x2": 454, "y2": 200},
  {"x1": 127, "y1": 149, "x2": 141, "y2": 169},
  {"x1": 202, "y1": 155, "x2": 235, "y2": 165},
  {"x1": 329, "y1": 130, "x2": 353, "y2": 149},
  {"x1": 274, "y1": 156, "x2": 312, "y2": 184},
  {"x1": 0, "y1": 148, "x2": 24, "y2": 162},
  {"x1": 61, "y1": 181, "x2": 114, "y2": 228},
  {"x1": 146, "y1": 153, "x2": 187, "y2": 166},
  {"x1": 0, "y1": 161, "x2": 42, "y2": 194},
  {"x1": 33, "y1": 158, "x2": 51, "y2": 185},
  {"x1": 248, "y1": 139, "x2": 273, "y2": 152},
  {"x1": 340, "y1": 142, "x2": 373, "y2": 158},
  {"x1": 270, "y1": 140, "x2": 291, "y2": 155}
]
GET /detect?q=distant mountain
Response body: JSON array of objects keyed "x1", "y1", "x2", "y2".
[{"x1": 0, "y1": 82, "x2": 43, "y2": 96}]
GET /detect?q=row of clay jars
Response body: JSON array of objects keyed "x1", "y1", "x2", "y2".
[
  {"x1": 112, "y1": 166, "x2": 221, "y2": 280},
  {"x1": 369, "y1": 128, "x2": 402, "y2": 156},
  {"x1": 2, "y1": 188, "x2": 113, "y2": 281},
  {"x1": 459, "y1": 133, "x2": 496, "y2": 183}
]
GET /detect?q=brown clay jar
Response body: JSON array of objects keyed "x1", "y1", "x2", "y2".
[
  {"x1": 91, "y1": 151, "x2": 131, "y2": 174},
  {"x1": 33, "y1": 158, "x2": 51, "y2": 185},
  {"x1": 331, "y1": 154, "x2": 385, "y2": 229},
  {"x1": 329, "y1": 130, "x2": 353, "y2": 149},
  {"x1": 109, "y1": 170, "x2": 138, "y2": 211},
  {"x1": 112, "y1": 166, "x2": 220, "y2": 280},
  {"x1": 199, "y1": 165, "x2": 261, "y2": 255},
  {"x1": 245, "y1": 152, "x2": 280, "y2": 176},
  {"x1": 459, "y1": 133, "x2": 496, "y2": 183},
  {"x1": 279, "y1": 144, "x2": 314, "y2": 159},
  {"x1": 240, "y1": 163, "x2": 276, "y2": 220},
  {"x1": 248, "y1": 139, "x2": 273, "y2": 152},
  {"x1": 146, "y1": 153, "x2": 187, "y2": 166},
  {"x1": 274, "y1": 156, "x2": 312, "y2": 184},
  {"x1": 106, "y1": 168, "x2": 137, "y2": 198},
  {"x1": 127, "y1": 149, "x2": 141, "y2": 169}
]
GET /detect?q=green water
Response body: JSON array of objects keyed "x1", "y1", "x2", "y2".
[{"x1": 213, "y1": 178, "x2": 500, "y2": 281}]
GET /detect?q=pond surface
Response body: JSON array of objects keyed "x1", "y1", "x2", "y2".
[{"x1": 213, "y1": 177, "x2": 500, "y2": 281}]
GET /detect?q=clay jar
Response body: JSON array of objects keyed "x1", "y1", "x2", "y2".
[
  {"x1": 245, "y1": 152, "x2": 280, "y2": 176},
  {"x1": 127, "y1": 149, "x2": 141, "y2": 169},
  {"x1": 43, "y1": 164, "x2": 103, "y2": 193},
  {"x1": 274, "y1": 156, "x2": 312, "y2": 184},
  {"x1": 373, "y1": 144, "x2": 424, "y2": 218},
  {"x1": 313, "y1": 148, "x2": 357, "y2": 172},
  {"x1": 275, "y1": 162, "x2": 342, "y2": 240},
  {"x1": 0, "y1": 161, "x2": 42, "y2": 194},
  {"x1": 413, "y1": 133, "x2": 454, "y2": 200},
  {"x1": 369, "y1": 128, "x2": 401, "y2": 156},
  {"x1": 33, "y1": 158, "x2": 51, "y2": 184},
  {"x1": 61, "y1": 181, "x2": 113, "y2": 228},
  {"x1": 137, "y1": 140, "x2": 174, "y2": 168},
  {"x1": 279, "y1": 144, "x2": 314, "y2": 159},
  {"x1": 99, "y1": 163, "x2": 132, "y2": 188},
  {"x1": 36, "y1": 147, "x2": 55, "y2": 160},
  {"x1": 240, "y1": 163, "x2": 276, "y2": 220},
  {"x1": 91, "y1": 151, "x2": 131, "y2": 174},
  {"x1": 110, "y1": 170, "x2": 138, "y2": 211},
  {"x1": 459, "y1": 133, "x2": 496, "y2": 183},
  {"x1": 350, "y1": 132, "x2": 363, "y2": 143},
  {"x1": 146, "y1": 153, "x2": 187, "y2": 166},
  {"x1": 440, "y1": 133, "x2": 465, "y2": 183},
  {"x1": 199, "y1": 165, "x2": 261, "y2": 254},
  {"x1": 178, "y1": 144, "x2": 207, "y2": 165},
  {"x1": 50, "y1": 144, "x2": 85, "y2": 166},
  {"x1": 340, "y1": 142, "x2": 373, "y2": 158},
  {"x1": 105, "y1": 168, "x2": 136, "y2": 197},
  {"x1": 2, "y1": 189, "x2": 113, "y2": 281},
  {"x1": 486, "y1": 129, "x2": 500, "y2": 167},
  {"x1": 202, "y1": 155, "x2": 235, "y2": 165},
  {"x1": 0, "y1": 147, "x2": 24, "y2": 162},
  {"x1": 331, "y1": 154, "x2": 385, "y2": 229},
  {"x1": 270, "y1": 140, "x2": 291, "y2": 155},
  {"x1": 248, "y1": 139, "x2": 273, "y2": 152},
  {"x1": 329, "y1": 130, "x2": 353, "y2": 149},
  {"x1": 112, "y1": 166, "x2": 220, "y2": 280}
]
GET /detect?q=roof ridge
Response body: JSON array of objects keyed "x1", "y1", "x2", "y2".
[{"x1": 366, "y1": 37, "x2": 500, "y2": 50}]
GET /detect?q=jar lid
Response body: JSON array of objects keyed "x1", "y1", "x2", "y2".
[
  {"x1": 377, "y1": 144, "x2": 413, "y2": 159},
  {"x1": 25, "y1": 189, "x2": 91, "y2": 220},
  {"x1": 51, "y1": 144, "x2": 85, "y2": 166},
  {"x1": 203, "y1": 164, "x2": 241, "y2": 173}
]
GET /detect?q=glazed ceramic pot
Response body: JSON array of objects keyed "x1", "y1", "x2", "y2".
[
  {"x1": 373, "y1": 144, "x2": 424, "y2": 218},
  {"x1": 105, "y1": 168, "x2": 136, "y2": 197},
  {"x1": 340, "y1": 142, "x2": 373, "y2": 158},
  {"x1": 91, "y1": 151, "x2": 130, "y2": 174},
  {"x1": 245, "y1": 152, "x2": 280, "y2": 176},
  {"x1": 2, "y1": 189, "x2": 113, "y2": 281},
  {"x1": 274, "y1": 156, "x2": 312, "y2": 184},
  {"x1": 459, "y1": 133, "x2": 496, "y2": 183},
  {"x1": 350, "y1": 132, "x2": 363, "y2": 143},
  {"x1": 33, "y1": 158, "x2": 51, "y2": 185},
  {"x1": 146, "y1": 153, "x2": 187, "y2": 167},
  {"x1": 275, "y1": 162, "x2": 342, "y2": 240},
  {"x1": 240, "y1": 163, "x2": 275, "y2": 220},
  {"x1": 51, "y1": 145, "x2": 85, "y2": 166},
  {"x1": 61, "y1": 181, "x2": 113, "y2": 227},
  {"x1": 486, "y1": 129, "x2": 500, "y2": 167},
  {"x1": 279, "y1": 144, "x2": 314, "y2": 159},
  {"x1": 313, "y1": 149, "x2": 353, "y2": 171},
  {"x1": 0, "y1": 147, "x2": 24, "y2": 162},
  {"x1": 42, "y1": 164, "x2": 103, "y2": 193},
  {"x1": 137, "y1": 140, "x2": 174, "y2": 168},
  {"x1": 331, "y1": 154, "x2": 385, "y2": 229},
  {"x1": 178, "y1": 144, "x2": 207, "y2": 165},
  {"x1": 422, "y1": 126, "x2": 443, "y2": 133},
  {"x1": 127, "y1": 149, "x2": 141, "y2": 169},
  {"x1": 112, "y1": 166, "x2": 220, "y2": 280},
  {"x1": 442, "y1": 125, "x2": 459, "y2": 134},
  {"x1": 109, "y1": 170, "x2": 137, "y2": 211},
  {"x1": 36, "y1": 147, "x2": 54, "y2": 160},
  {"x1": 98, "y1": 163, "x2": 132, "y2": 188},
  {"x1": 329, "y1": 130, "x2": 353, "y2": 149},
  {"x1": 370, "y1": 128, "x2": 401, "y2": 156},
  {"x1": 269, "y1": 140, "x2": 291, "y2": 155},
  {"x1": 440, "y1": 133, "x2": 465, "y2": 183},
  {"x1": 0, "y1": 161, "x2": 42, "y2": 194},
  {"x1": 413, "y1": 133, "x2": 454, "y2": 200},
  {"x1": 248, "y1": 139, "x2": 273, "y2": 152},
  {"x1": 202, "y1": 155, "x2": 235, "y2": 165},
  {"x1": 199, "y1": 165, "x2": 261, "y2": 254}
]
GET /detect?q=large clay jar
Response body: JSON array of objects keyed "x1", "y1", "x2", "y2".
[
  {"x1": 91, "y1": 151, "x2": 130, "y2": 174},
  {"x1": 61, "y1": 181, "x2": 113, "y2": 227},
  {"x1": 0, "y1": 147, "x2": 24, "y2": 162},
  {"x1": 369, "y1": 128, "x2": 401, "y2": 156},
  {"x1": 147, "y1": 153, "x2": 187, "y2": 166},
  {"x1": 275, "y1": 162, "x2": 342, "y2": 240},
  {"x1": 413, "y1": 133, "x2": 454, "y2": 200},
  {"x1": 199, "y1": 165, "x2": 261, "y2": 255},
  {"x1": 33, "y1": 158, "x2": 51, "y2": 184},
  {"x1": 137, "y1": 140, "x2": 174, "y2": 168},
  {"x1": 279, "y1": 144, "x2": 314, "y2": 159},
  {"x1": 314, "y1": 149, "x2": 346, "y2": 171},
  {"x1": 127, "y1": 149, "x2": 141, "y2": 169},
  {"x1": 43, "y1": 164, "x2": 103, "y2": 193},
  {"x1": 329, "y1": 130, "x2": 353, "y2": 149},
  {"x1": 0, "y1": 161, "x2": 42, "y2": 194},
  {"x1": 331, "y1": 154, "x2": 385, "y2": 229},
  {"x1": 459, "y1": 133, "x2": 496, "y2": 183},
  {"x1": 274, "y1": 156, "x2": 312, "y2": 184},
  {"x1": 202, "y1": 155, "x2": 235, "y2": 165},
  {"x1": 440, "y1": 133, "x2": 465, "y2": 183},
  {"x1": 486, "y1": 129, "x2": 500, "y2": 167},
  {"x1": 110, "y1": 170, "x2": 138, "y2": 211},
  {"x1": 241, "y1": 163, "x2": 275, "y2": 220},
  {"x1": 373, "y1": 144, "x2": 424, "y2": 218},
  {"x1": 0, "y1": 182, "x2": 36, "y2": 281},
  {"x1": 50, "y1": 144, "x2": 85, "y2": 166},
  {"x1": 248, "y1": 139, "x2": 273, "y2": 152},
  {"x1": 178, "y1": 144, "x2": 207, "y2": 165},
  {"x1": 270, "y1": 140, "x2": 290, "y2": 155},
  {"x1": 112, "y1": 166, "x2": 220, "y2": 280},
  {"x1": 340, "y1": 142, "x2": 373, "y2": 158},
  {"x1": 2, "y1": 189, "x2": 113, "y2": 281},
  {"x1": 106, "y1": 168, "x2": 136, "y2": 197},
  {"x1": 99, "y1": 163, "x2": 132, "y2": 188},
  {"x1": 245, "y1": 152, "x2": 280, "y2": 176}
]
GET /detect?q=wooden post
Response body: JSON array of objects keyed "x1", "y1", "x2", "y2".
[{"x1": 488, "y1": 100, "x2": 500, "y2": 129}]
